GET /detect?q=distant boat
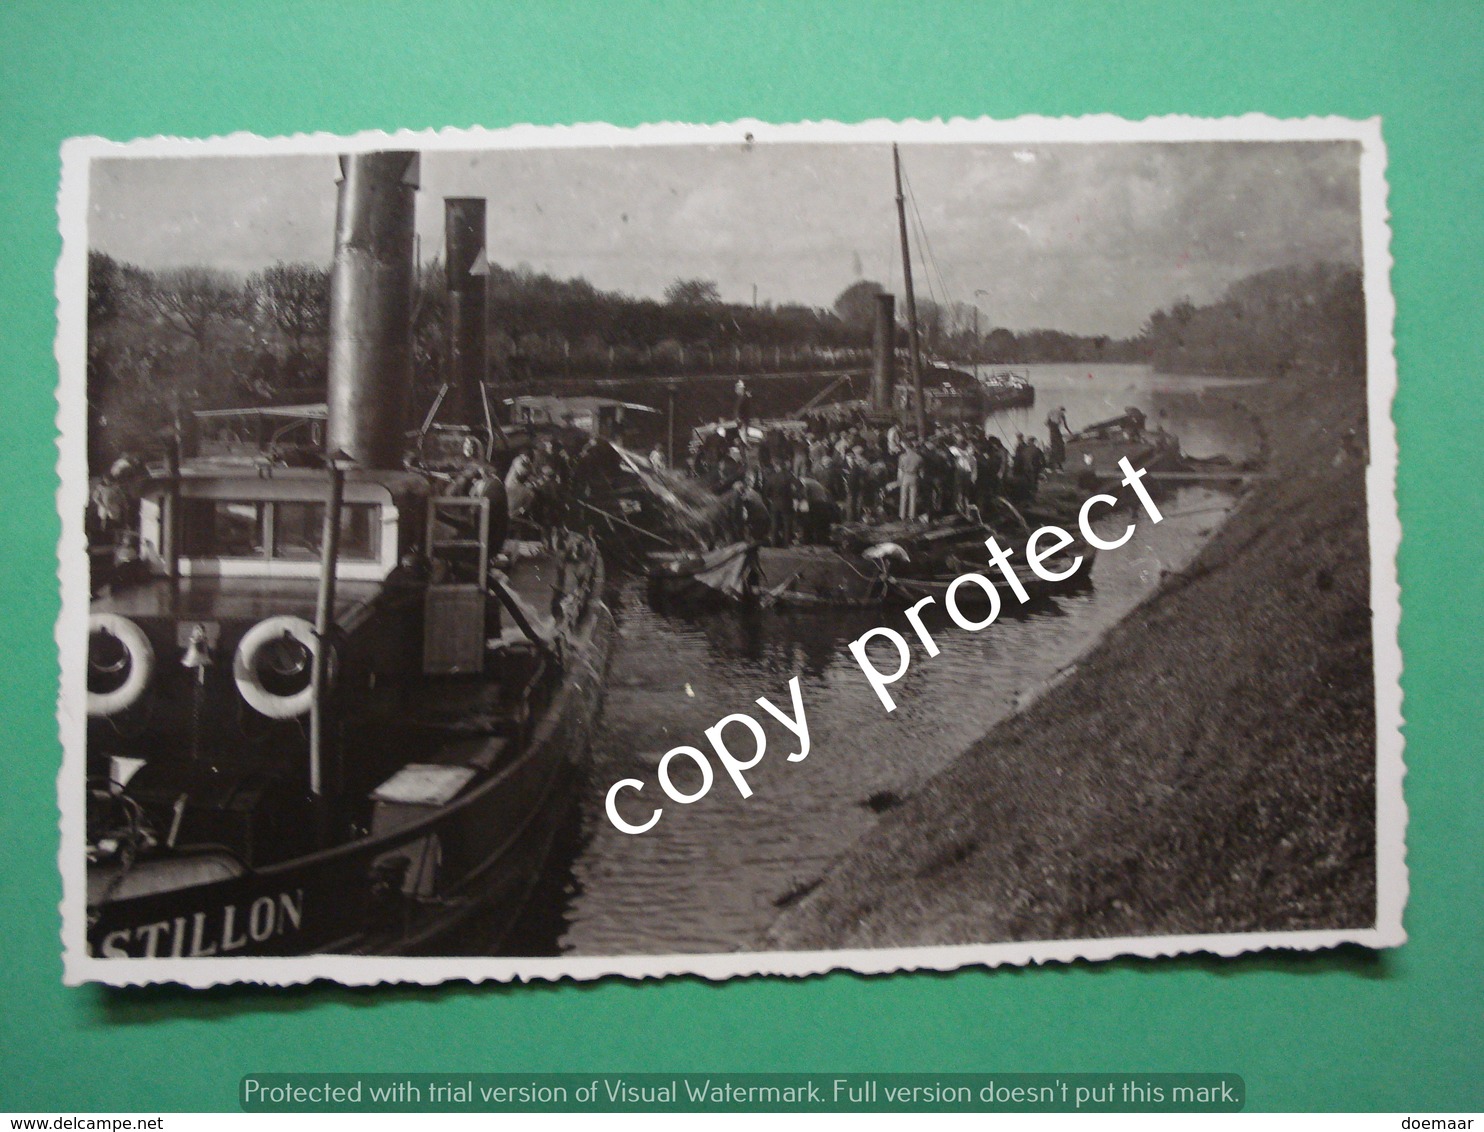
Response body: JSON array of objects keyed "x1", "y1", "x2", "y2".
[
  {"x1": 888, "y1": 146, "x2": 1035, "y2": 430},
  {"x1": 793, "y1": 145, "x2": 1036, "y2": 430},
  {"x1": 976, "y1": 366, "x2": 1036, "y2": 410}
]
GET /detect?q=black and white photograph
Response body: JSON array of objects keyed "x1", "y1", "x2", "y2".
[{"x1": 57, "y1": 118, "x2": 1404, "y2": 985}]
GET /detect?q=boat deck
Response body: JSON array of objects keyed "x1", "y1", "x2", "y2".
[{"x1": 371, "y1": 541, "x2": 575, "y2": 779}]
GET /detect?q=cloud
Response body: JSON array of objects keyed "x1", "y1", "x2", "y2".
[{"x1": 89, "y1": 140, "x2": 1360, "y2": 337}]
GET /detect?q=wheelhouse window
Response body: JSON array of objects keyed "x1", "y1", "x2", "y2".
[
  {"x1": 180, "y1": 499, "x2": 381, "y2": 562},
  {"x1": 271, "y1": 502, "x2": 380, "y2": 562},
  {"x1": 181, "y1": 500, "x2": 266, "y2": 559}
]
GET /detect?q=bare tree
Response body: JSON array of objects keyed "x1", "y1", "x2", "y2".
[
  {"x1": 130, "y1": 267, "x2": 249, "y2": 413},
  {"x1": 411, "y1": 258, "x2": 449, "y2": 397},
  {"x1": 664, "y1": 278, "x2": 722, "y2": 307},
  {"x1": 88, "y1": 252, "x2": 126, "y2": 328},
  {"x1": 140, "y1": 267, "x2": 243, "y2": 353},
  {"x1": 247, "y1": 263, "x2": 330, "y2": 354}
]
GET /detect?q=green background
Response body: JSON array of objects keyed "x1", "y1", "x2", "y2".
[{"x1": 1, "y1": 0, "x2": 1479, "y2": 1113}]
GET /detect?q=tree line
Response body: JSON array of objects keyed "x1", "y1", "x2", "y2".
[
  {"x1": 87, "y1": 256, "x2": 334, "y2": 468},
  {"x1": 1141, "y1": 262, "x2": 1365, "y2": 378},
  {"x1": 85, "y1": 250, "x2": 1363, "y2": 470}
]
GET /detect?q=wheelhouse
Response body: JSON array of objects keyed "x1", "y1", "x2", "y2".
[{"x1": 137, "y1": 468, "x2": 431, "y2": 584}]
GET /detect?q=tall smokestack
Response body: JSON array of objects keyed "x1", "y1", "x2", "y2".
[
  {"x1": 325, "y1": 152, "x2": 419, "y2": 469},
  {"x1": 443, "y1": 198, "x2": 488, "y2": 431},
  {"x1": 870, "y1": 292, "x2": 897, "y2": 413}
]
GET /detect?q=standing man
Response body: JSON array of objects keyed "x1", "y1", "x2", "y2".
[
  {"x1": 734, "y1": 380, "x2": 753, "y2": 433},
  {"x1": 797, "y1": 472, "x2": 832, "y2": 544},
  {"x1": 1026, "y1": 437, "x2": 1047, "y2": 498},
  {"x1": 1046, "y1": 406, "x2": 1069, "y2": 470},
  {"x1": 468, "y1": 464, "x2": 511, "y2": 566},
  {"x1": 730, "y1": 477, "x2": 769, "y2": 542},
  {"x1": 1011, "y1": 433, "x2": 1035, "y2": 504},
  {"x1": 762, "y1": 460, "x2": 797, "y2": 547},
  {"x1": 951, "y1": 437, "x2": 976, "y2": 517},
  {"x1": 974, "y1": 441, "x2": 1000, "y2": 523},
  {"x1": 88, "y1": 464, "x2": 129, "y2": 543},
  {"x1": 983, "y1": 435, "x2": 1010, "y2": 502},
  {"x1": 897, "y1": 439, "x2": 923, "y2": 522}
]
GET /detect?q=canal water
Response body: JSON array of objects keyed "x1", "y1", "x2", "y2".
[{"x1": 543, "y1": 365, "x2": 1264, "y2": 956}]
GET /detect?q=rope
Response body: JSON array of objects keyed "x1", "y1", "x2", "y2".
[
  {"x1": 903, "y1": 168, "x2": 958, "y2": 345},
  {"x1": 571, "y1": 498, "x2": 677, "y2": 546}
]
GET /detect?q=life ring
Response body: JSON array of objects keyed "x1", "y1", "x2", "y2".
[
  {"x1": 87, "y1": 613, "x2": 154, "y2": 717},
  {"x1": 233, "y1": 616, "x2": 326, "y2": 720}
]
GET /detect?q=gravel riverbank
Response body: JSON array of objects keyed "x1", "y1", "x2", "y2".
[{"x1": 767, "y1": 368, "x2": 1379, "y2": 951}]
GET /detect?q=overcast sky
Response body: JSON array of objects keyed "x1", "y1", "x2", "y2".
[{"x1": 89, "y1": 140, "x2": 1361, "y2": 338}]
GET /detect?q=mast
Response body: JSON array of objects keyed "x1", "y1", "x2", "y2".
[{"x1": 894, "y1": 143, "x2": 927, "y2": 438}]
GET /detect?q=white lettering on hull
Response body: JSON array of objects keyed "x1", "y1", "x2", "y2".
[{"x1": 97, "y1": 888, "x2": 306, "y2": 958}]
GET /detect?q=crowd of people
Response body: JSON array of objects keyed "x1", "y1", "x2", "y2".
[
  {"x1": 498, "y1": 429, "x2": 634, "y2": 542},
  {"x1": 687, "y1": 407, "x2": 1077, "y2": 547},
  {"x1": 437, "y1": 421, "x2": 641, "y2": 559}
]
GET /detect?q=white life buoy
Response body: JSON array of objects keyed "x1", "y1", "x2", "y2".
[
  {"x1": 87, "y1": 613, "x2": 155, "y2": 717},
  {"x1": 233, "y1": 615, "x2": 325, "y2": 720}
]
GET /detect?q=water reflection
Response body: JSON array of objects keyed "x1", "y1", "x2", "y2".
[{"x1": 990, "y1": 362, "x2": 1262, "y2": 459}]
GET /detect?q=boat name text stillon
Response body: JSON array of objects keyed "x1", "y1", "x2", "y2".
[{"x1": 97, "y1": 889, "x2": 306, "y2": 958}]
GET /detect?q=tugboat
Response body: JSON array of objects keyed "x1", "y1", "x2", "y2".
[{"x1": 82, "y1": 153, "x2": 615, "y2": 959}]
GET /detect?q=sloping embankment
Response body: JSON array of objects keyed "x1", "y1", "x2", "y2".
[{"x1": 768, "y1": 370, "x2": 1380, "y2": 950}]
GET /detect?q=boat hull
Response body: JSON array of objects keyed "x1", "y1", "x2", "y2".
[
  {"x1": 979, "y1": 384, "x2": 1036, "y2": 411},
  {"x1": 86, "y1": 558, "x2": 617, "y2": 960},
  {"x1": 757, "y1": 540, "x2": 1094, "y2": 610},
  {"x1": 888, "y1": 555, "x2": 1093, "y2": 606},
  {"x1": 645, "y1": 542, "x2": 760, "y2": 607}
]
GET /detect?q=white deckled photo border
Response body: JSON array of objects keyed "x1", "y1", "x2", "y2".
[{"x1": 56, "y1": 114, "x2": 1405, "y2": 988}]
